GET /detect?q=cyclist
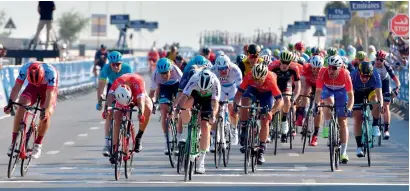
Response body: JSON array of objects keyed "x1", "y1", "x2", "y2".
[
  {"x1": 268, "y1": 51, "x2": 301, "y2": 143},
  {"x1": 272, "y1": 49, "x2": 281, "y2": 61},
  {"x1": 238, "y1": 44, "x2": 263, "y2": 77},
  {"x1": 176, "y1": 69, "x2": 221, "y2": 174},
  {"x1": 324, "y1": 47, "x2": 338, "y2": 67},
  {"x1": 148, "y1": 58, "x2": 183, "y2": 154},
  {"x1": 349, "y1": 51, "x2": 367, "y2": 72},
  {"x1": 314, "y1": 55, "x2": 354, "y2": 163},
  {"x1": 261, "y1": 55, "x2": 272, "y2": 66},
  {"x1": 96, "y1": 51, "x2": 133, "y2": 156},
  {"x1": 236, "y1": 53, "x2": 246, "y2": 66},
  {"x1": 260, "y1": 48, "x2": 272, "y2": 58},
  {"x1": 234, "y1": 64, "x2": 283, "y2": 164},
  {"x1": 351, "y1": 61, "x2": 384, "y2": 157},
  {"x1": 103, "y1": 73, "x2": 153, "y2": 155},
  {"x1": 373, "y1": 50, "x2": 400, "y2": 140},
  {"x1": 295, "y1": 55, "x2": 324, "y2": 146},
  {"x1": 288, "y1": 43, "x2": 294, "y2": 52},
  {"x1": 346, "y1": 45, "x2": 357, "y2": 62},
  {"x1": 295, "y1": 41, "x2": 310, "y2": 61},
  {"x1": 184, "y1": 55, "x2": 211, "y2": 73},
  {"x1": 4, "y1": 61, "x2": 59, "y2": 158},
  {"x1": 210, "y1": 55, "x2": 243, "y2": 148},
  {"x1": 368, "y1": 45, "x2": 376, "y2": 62},
  {"x1": 148, "y1": 47, "x2": 160, "y2": 73},
  {"x1": 93, "y1": 44, "x2": 109, "y2": 76},
  {"x1": 175, "y1": 54, "x2": 187, "y2": 72}
]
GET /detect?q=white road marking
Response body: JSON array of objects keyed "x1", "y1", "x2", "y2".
[
  {"x1": 220, "y1": 168, "x2": 305, "y2": 172},
  {"x1": 0, "y1": 115, "x2": 11, "y2": 120},
  {"x1": 301, "y1": 179, "x2": 317, "y2": 183},
  {"x1": 294, "y1": 165, "x2": 308, "y2": 170},
  {"x1": 60, "y1": 167, "x2": 77, "y2": 170},
  {"x1": 63, "y1": 141, "x2": 75, "y2": 145},
  {"x1": 45, "y1": 151, "x2": 60, "y2": 155},
  {"x1": 100, "y1": 121, "x2": 105, "y2": 124},
  {"x1": 77, "y1": 134, "x2": 88, "y2": 137},
  {"x1": 288, "y1": 153, "x2": 299, "y2": 156},
  {"x1": 0, "y1": 180, "x2": 406, "y2": 186},
  {"x1": 90, "y1": 127, "x2": 100, "y2": 130}
]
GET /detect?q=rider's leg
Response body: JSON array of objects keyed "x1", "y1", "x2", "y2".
[
  {"x1": 280, "y1": 92, "x2": 291, "y2": 142},
  {"x1": 369, "y1": 91, "x2": 381, "y2": 137},
  {"x1": 334, "y1": 88, "x2": 349, "y2": 161},
  {"x1": 296, "y1": 83, "x2": 312, "y2": 131},
  {"x1": 134, "y1": 98, "x2": 153, "y2": 152},
  {"x1": 381, "y1": 79, "x2": 391, "y2": 139},
  {"x1": 198, "y1": 96, "x2": 214, "y2": 174}
]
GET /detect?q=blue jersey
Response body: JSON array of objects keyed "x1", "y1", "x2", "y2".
[
  {"x1": 178, "y1": 68, "x2": 200, "y2": 91},
  {"x1": 99, "y1": 63, "x2": 132, "y2": 84},
  {"x1": 17, "y1": 62, "x2": 58, "y2": 88},
  {"x1": 350, "y1": 69, "x2": 382, "y2": 92}
]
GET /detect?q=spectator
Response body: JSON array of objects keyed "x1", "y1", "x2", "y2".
[
  {"x1": 386, "y1": 32, "x2": 395, "y2": 48},
  {"x1": 116, "y1": 24, "x2": 129, "y2": 49},
  {"x1": 93, "y1": 44, "x2": 109, "y2": 76},
  {"x1": 31, "y1": 1, "x2": 56, "y2": 49},
  {"x1": 0, "y1": 44, "x2": 6, "y2": 69}
]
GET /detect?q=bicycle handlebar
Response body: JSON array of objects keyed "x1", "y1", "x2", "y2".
[
  {"x1": 107, "y1": 106, "x2": 140, "y2": 114},
  {"x1": 10, "y1": 102, "x2": 44, "y2": 112}
]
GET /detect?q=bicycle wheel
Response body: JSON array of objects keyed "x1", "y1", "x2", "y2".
[
  {"x1": 166, "y1": 119, "x2": 176, "y2": 168},
  {"x1": 301, "y1": 113, "x2": 309, "y2": 154},
  {"x1": 364, "y1": 123, "x2": 371, "y2": 167},
  {"x1": 8, "y1": 129, "x2": 23, "y2": 178},
  {"x1": 251, "y1": 123, "x2": 259, "y2": 173},
  {"x1": 334, "y1": 124, "x2": 340, "y2": 170},
  {"x1": 108, "y1": 118, "x2": 115, "y2": 158},
  {"x1": 244, "y1": 123, "x2": 251, "y2": 174},
  {"x1": 114, "y1": 130, "x2": 123, "y2": 181},
  {"x1": 223, "y1": 122, "x2": 231, "y2": 167},
  {"x1": 378, "y1": 118, "x2": 382, "y2": 146},
  {"x1": 214, "y1": 118, "x2": 222, "y2": 168},
  {"x1": 329, "y1": 120, "x2": 335, "y2": 172},
  {"x1": 273, "y1": 113, "x2": 280, "y2": 155},
  {"x1": 177, "y1": 142, "x2": 185, "y2": 174},
  {"x1": 21, "y1": 124, "x2": 37, "y2": 177},
  {"x1": 124, "y1": 126, "x2": 134, "y2": 179},
  {"x1": 184, "y1": 126, "x2": 192, "y2": 182},
  {"x1": 289, "y1": 109, "x2": 293, "y2": 149}
]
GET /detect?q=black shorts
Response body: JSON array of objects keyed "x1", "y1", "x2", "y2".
[
  {"x1": 159, "y1": 83, "x2": 179, "y2": 104},
  {"x1": 353, "y1": 88, "x2": 376, "y2": 110},
  {"x1": 106, "y1": 83, "x2": 112, "y2": 96},
  {"x1": 190, "y1": 90, "x2": 213, "y2": 121},
  {"x1": 381, "y1": 78, "x2": 391, "y2": 103}
]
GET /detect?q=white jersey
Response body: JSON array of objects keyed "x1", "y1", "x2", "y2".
[
  {"x1": 182, "y1": 71, "x2": 221, "y2": 101},
  {"x1": 210, "y1": 64, "x2": 243, "y2": 88},
  {"x1": 150, "y1": 64, "x2": 183, "y2": 90}
]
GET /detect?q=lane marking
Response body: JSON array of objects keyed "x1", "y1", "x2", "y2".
[
  {"x1": 45, "y1": 151, "x2": 60, "y2": 155},
  {"x1": 0, "y1": 115, "x2": 11, "y2": 120},
  {"x1": 77, "y1": 134, "x2": 88, "y2": 137},
  {"x1": 60, "y1": 167, "x2": 77, "y2": 170},
  {"x1": 90, "y1": 127, "x2": 100, "y2": 130},
  {"x1": 288, "y1": 153, "x2": 299, "y2": 156},
  {"x1": 220, "y1": 168, "x2": 305, "y2": 172},
  {"x1": 301, "y1": 179, "x2": 317, "y2": 183},
  {"x1": 100, "y1": 121, "x2": 105, "y2": 124},
  {"x1": 294, "y1": 165, "x2": 308, "y2": 170},
  {"x1": 63, "y1": 141, "x2": 75, "y2": 145},
  {"x1": 0, "y1": 180, "x2": 406, "y2": 186}
]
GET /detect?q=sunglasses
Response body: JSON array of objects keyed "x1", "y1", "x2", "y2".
[
  {"x1": 377, "y1": 59, "x2": 385, "y2": 62},
  {"x1": 253, "y1": 77, "x2": 265, "y2": 83},
  {"x1": 360, "y1": 74, "x2": 371, "y2": 79},
  {"x1": 329, "y1": 66, "x2": 339, "y2": 70},
  {"x1": 248, "y1": 54, "x2": 258, "y2": 59},
  {"x1": 218, "y1": 66, "x2": 229, "y2": 71},
  {"x1": 111, "y1": 62, "x2": 122, "y2": 67},
  {"x1": 281, "y1": 61, "x2": 291, "y2": 65},
  {"x1": 160, "y1": 71, "x2": 169, "y2": 75}
]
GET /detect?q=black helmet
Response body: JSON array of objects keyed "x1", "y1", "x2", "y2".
[
  {"x1": 236, "y1": 54, "x2": 246, "y2": 64},
  {"x1": 247, "y1": 44, "x2": 261, "y2": 55},
  {"x1": 176, "y1": 54, "x2": 183, "y2": 61},
  {"x1": 202, "y1": 47, "x2": 211, "y2": 55},
  {"x1": 359, "y1": 61, "x2": 374, "y2": 76}
]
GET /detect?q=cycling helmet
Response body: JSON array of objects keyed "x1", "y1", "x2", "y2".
[
  {"x1": 175, "y1": 55, "x2": 183, "y2": 62},
  {"x1": 368, "y1": 45, "x2": 376, "y2": 53},
  {"x1": 236, "y1": 54, "x2": 246, "y2": 64},
  {"x1": 273, "y1": 49, "x2": 280, "y2": 57},
  {"x1": 304, "y1": 49, "x2": 312, "y2": 57},
  {"x1": 252, "y1": 63, "x2": 268, "y2": 79},
  {"x1": 261, "y1": 55, "x2": 271, "y2": 65},
  {"x1": 310, "y1": 55, "x2": 324, "y2": 68},
  {"x1": 327, "y1": 55, "x2": 343, "y2": 67},
  {"x1": 201, "y1": 47, "x2": 211, "y2": 55},
  {"x1": 280, "y1": 51, "x2": 293, "y2": 62},
  {"x1": 311, "y1": 47, "x2": 321, "y2": 55},
  {"x1": 204, "y1": 60, "x2": 213, "y2": 69},
  {"x1": 243, "y1": 44, "x2": 249, "y2": 54},
  {"x1": 216, "y1": 50, "x2": 224, "y2": 58},
  {"x1": 215, "y1": 55, "x2": 231, "y2": 69},
  {"x1": 359, "y1": 61, "x2": 374, "y2": 76},
  {"x1": 197, "y1": 69, "x2": 214, "y2": 91},
  {"x1": 27, "y1": 62, "x2": 45, "y2": 86},
  {"x1": 156, "y1": 58, "x2": 172, "y2": 73},
  {"x1": 340, "y1": 56, "x2": 349, "y2": 66},
  {"x1": 376, "y1": 50, "x2": 387, "y2": 60},
  {"x1": 108, "y1": 51, "x2": 123, "y2": 63},
  {"x1": 260, "y1": 49, "x2": 272, "y2": 57},
  {"x1": 356, "y1": 51, "x2": 367, "y2": 61},
  {"x1": 247, "y1": 44, "x2": 261, "y2": 55},
  {"x1": 291, "y1": 52, "x2": 299, "y2": 62},
  {"x1": 327, "y1": 47, "x2": 338, "y2": 56},
  {"x1": 190, "y1": 55, "x2": 208, "y2": 66},
  {"x1": 288, "y1": 43, "x2": 294, "y2": 50},
  {"x1": 114, "y1": 84, "x2": 132, "y2": 106},
  {"x1": 295, "y1": 42, "x2": 305, "y2": 51}
]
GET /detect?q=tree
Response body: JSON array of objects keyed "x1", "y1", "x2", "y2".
[
  {"x1": 0, "y1": 10, "x2": 11, "y2": 37},
  {"x1": 57, "y1": 11, "x2": 89, "y2": 47}
]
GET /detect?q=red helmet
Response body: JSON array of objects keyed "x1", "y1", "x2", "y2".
[
  {"x1": 243, "y1": 44, "x2": 249, "y2": 54},
  {"x1": 376, "y1": 50, "x2": 387, "y2": 60},
  {"x1": 27, "y1": 62, "x2": 45, "y2": 85},
  {"x1": 295, "y1": 42, "x2": 305, "y2": 51}
]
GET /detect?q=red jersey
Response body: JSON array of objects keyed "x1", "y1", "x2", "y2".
[
  {"x1": 148, "y1": 51, "x2": 159, "y2": 62},
  {"x1": 110, "y1": 73, "x2": 146, "y2": 102},
  {"x1": 239, "y1": 71, "x2": 282, "y2": 98},
  {"x1": 316, "y1": 68, "x2": 353, "y2": 92},
  {"x1": 301, "y1": 63, "x2": 322, "y2": 86}
]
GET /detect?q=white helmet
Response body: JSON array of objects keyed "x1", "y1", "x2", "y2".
[
  {"x1": 261, "y1": 55, "x2": 271, "y2": 66},
  {"x1": 310, "y1": 55, "x2": 324, "y2": 68},
  {"x1": 197, "y1": 69, "x2": 214, "y2": 91},
  {"x1": 114, "y1": 84, "x2": 132, "y2": 106},
  {"x1": 260, "y1": 49, "x2": 272, "y2": 57},
  {"x1": 204, "y1": 60, "x2": 213, "y2": 69},
  {"x1": 368, "y1": 45, "x2": 376, "y2": 52},
  {"x1": 215, "y1": 55, "x2": 231, "y2": 69},
  {"x1": 252, "y1": 64, "x2": 268, "y2": 79},
  {"x1": 327, "y1": 55, "x2": 343, "y2": 67}
]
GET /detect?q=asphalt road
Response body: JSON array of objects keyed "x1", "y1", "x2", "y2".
[{"x1": 0, "y1": 73, "x2": 408, "y2": 190}]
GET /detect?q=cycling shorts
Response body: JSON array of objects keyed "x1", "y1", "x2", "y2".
[
  {"x1": 191, "y1": 90, "x2": 213, "y2": 121},
  {"x1": 381, "y1": 78, "x2": 391, "y2": 103},
  {"x1": 321, "y1": 86, "x2": 348, "y2": 117},
  {"x1": 220, "y1": 85, "x2": 237, "y2": 102},
  {"x1": 159, "y1": 83, "x2": 179, "y2": 104},
  {"x1": 242, "y1": 86, "x2": 273, "y2": 114},
  {"x1": 21, "y1": 84, "x2": 57, "y2": 109},
  {"x1": 353, "y1": 89, "x2": 376, "y2": 110}
]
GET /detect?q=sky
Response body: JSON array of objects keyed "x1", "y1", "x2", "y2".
[{"x1": 0, "y1": 1, "x2": 328, "y2": 49}]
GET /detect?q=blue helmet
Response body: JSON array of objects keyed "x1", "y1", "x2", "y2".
[
  {"x1": 156, "y1": 58, "x2": 172, "y2": 73},
  {"x1": 190, "y1": 55, "x2": 208, "y2": 66},
  {"x1": 108, "y1": 51, "x2": 123, "y2": 63}
]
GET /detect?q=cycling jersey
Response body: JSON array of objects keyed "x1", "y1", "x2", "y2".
[
  {"x1": 350, "y1": 69, "x2": 382, "y2": 92},
  {"x1": 183, "y1": 60, "x2": 211, "y2": 73},
  {"x1": 316, "y1": 68, "x2": 352, "y2": 92},
  {"x1": 17, "y1": 62, "x2": 59, "y2": 89},
  {"x1": 268, "y1": 60, "x2": 300, "y2": 92},
  {"x1": 211, "y1": 64, "x2": 242, "y2": 101},
  {"x1": 301, "y1": 63, "x2": 320, "y2": 86},
  {"x1": 372, "y1": 61, "x2": 396, "y2": 81},
  {"x1": 238, "y1": 71, "x2": 282, "y2": 100},
  {"x1": 150, "y1": 64, "x2": 182, "y2": 90},
  {"x1": 238, "y1": 57, "x2": 263, "y2": 77},
  {"x1": 182, "y1": 72, "x2": 221, "y2": 101},
  {"x1": 109, "y1": 73, "x2": 146, "y2": 101},
  {"x1": 148, "y1": 51, "x2": 159, "y2": 62},
  {"x1": 99, "y1": 63, "x2": 132, "y2": 84},
  {"x1": 179, "y1": 68, "x2": 201, "y2": 91}
]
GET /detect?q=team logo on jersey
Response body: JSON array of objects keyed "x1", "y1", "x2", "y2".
[
  {"x1": 19, "y1": 72, "x2": 25, "y2": 79},
  {"x1": 48, "y1": 77, "x2": 55, "y2": 84}
]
